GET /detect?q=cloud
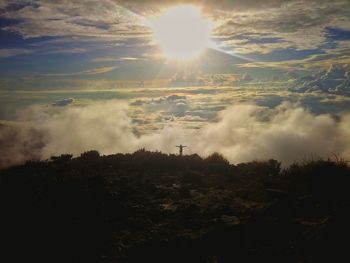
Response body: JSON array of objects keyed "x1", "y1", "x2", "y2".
[
  {"x1": 118, "y1": 57, "x2": 142, "y2": 61},
  {"x1": 290, "y1": 64, "x2": 350, "y2": 95},
  {"x1": 0, "y1": 49, "x2": 32, "y2": 58},
  {"x1": 0, "y1": 101, "x2": 137, "y2": 169},
  {"x1": 135, "y1": 95, "x2": 190, "y2": 118},
  {"x1": 237, "y1": 73, "x2": 254, "y2": 84},
  {"x1": 45, "y1": 48, "x2": 89, "y2": 54},
  {"x1": 77, "y1": 67, "x2": 117, "y2": 75},
  {"x1": 1, "y1": 0, "x2": 349, "y2": 74},
  {"x1": 91, "y1": 56, "x2": 145, "y2": 62},
  {"x1": 192, "y1": 102, "x2": 350, "y2": 164},
  {"x1": 213, "y1": 0, "x2": 350, "y2": 54},
  {"x1": 168, "y1": 71, "x2": 203, "y2": 87},
  {"x1": 3, "y1": 0, "x2": 349, "y2": 51},
  {"x1": 217, "y1": 33, "x2": 292, "y2": 55},
  {"x1": 238, "y1": 41, "x2": 350, "y2": 72},
  {"x1": 0, "y1": 121, "x2": 44, "y2": 168},
  {"x1": 52, "y1": 98, "x2": 74, "y2": 107},
  {"x1": 1, "y1": 0, "x2": 148, "y2": 39},
  {"x1": 1, "y1": 100, "x2": 350, "y2": 169},
  {"x1": 35, "y1": 66, "x2": 117, "y2": 77},
  {"x1": 117, "y1": 0, "x2": 331, "y2": 13}
]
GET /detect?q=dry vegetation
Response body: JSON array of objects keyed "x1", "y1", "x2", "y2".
[{"x1": 1, "y1": 150, "x2": 349, "y2": 263}]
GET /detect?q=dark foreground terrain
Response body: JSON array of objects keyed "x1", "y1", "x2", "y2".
[{"x1": 1, "y1": 150, "x2": 350, "y2": 263}]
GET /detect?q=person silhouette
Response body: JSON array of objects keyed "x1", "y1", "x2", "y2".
[{"x1": 176, "y1": 144, "x2": 187, "y2": 156}]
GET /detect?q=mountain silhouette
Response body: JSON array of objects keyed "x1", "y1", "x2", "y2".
[{"x1": 0, "y1": 150, "x2": 349, "y2": 263}]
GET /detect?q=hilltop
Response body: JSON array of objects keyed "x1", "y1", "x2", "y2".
[{"x1": 0, "y1": 150, "x2": 349, "y2": 263}]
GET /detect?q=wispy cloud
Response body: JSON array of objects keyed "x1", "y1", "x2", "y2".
[
  {"x1": 52, "y1": 98, "x2": 75, "y2": 107},
  {"x1": 213, "y1": 0, "x2": 350, "y2": 52},
  {"x1": 239, "y1": 42, "x2": 350, "y2": 71},
  {"x1": 91, "y1": 56, "x2": 145, "y2": 62},
  {"x1": 44, "y1": 48, "x2": 89, "y2": 54},
  {"x1": 1, "y1": 0, "x2": 149, "y2": 39},
  {"x1": 35, "y1": 66, "x2": 117, "y2": 77},
  {"x1": 0, "y1": 49, "x2": 32, "y2": 58}
]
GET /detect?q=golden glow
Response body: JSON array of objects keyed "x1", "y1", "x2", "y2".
[{"x1": 148, "y1": 5, "x2": 213, "y2": 61}]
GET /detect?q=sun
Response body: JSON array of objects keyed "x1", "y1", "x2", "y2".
[{"x1": 148, "y1": 5, "x2": 213, "y2": 61}]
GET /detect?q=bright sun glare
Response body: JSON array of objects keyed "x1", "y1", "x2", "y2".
[{"x1": 149, "y1": 5, "x2": 213, "y2": 61}]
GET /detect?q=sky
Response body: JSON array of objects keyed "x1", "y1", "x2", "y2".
[{"x1": 0, "y1": 0, "x2": 350, "y2": 168}]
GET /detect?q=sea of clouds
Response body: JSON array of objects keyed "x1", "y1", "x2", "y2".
[{"x1": 1, "y1": 100, "x2": 350, "y2": 169}]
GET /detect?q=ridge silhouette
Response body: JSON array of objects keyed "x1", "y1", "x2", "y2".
[{"x1": 0, "y1": 150, "x2": 349, "y2": 263}]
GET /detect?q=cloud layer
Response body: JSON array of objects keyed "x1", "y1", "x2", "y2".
[
  {"x1": 291, "y1": 64, "x2": 350, "y2": 95},
  {"x1": 1, "y1": 100, "x2": 350, "y2": 169}
]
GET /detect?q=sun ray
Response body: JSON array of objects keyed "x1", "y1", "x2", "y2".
[{"x1": 209, "y1": 44, "x2": 257, "y2": 63}]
